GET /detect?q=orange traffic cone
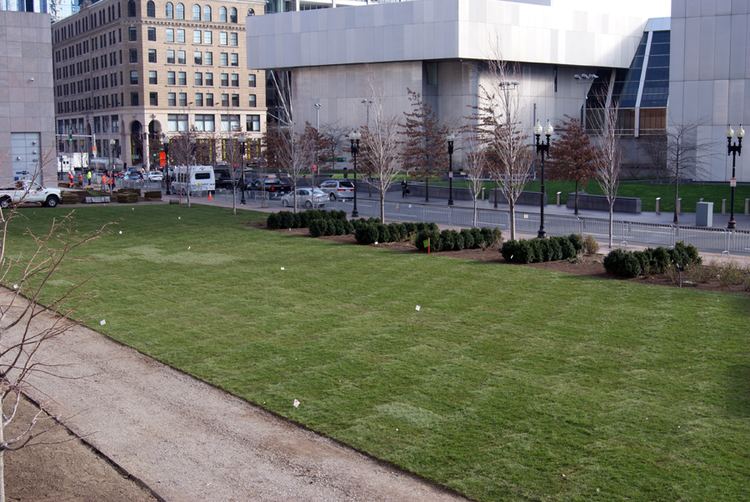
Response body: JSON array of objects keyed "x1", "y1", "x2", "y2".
[{"x1": 208, "y1": 192, "x2": 213, "y2": 201}]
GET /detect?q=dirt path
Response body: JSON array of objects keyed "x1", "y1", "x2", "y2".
[{"x1": 2, "y1": 290, "x2": 463, "y2": 502}]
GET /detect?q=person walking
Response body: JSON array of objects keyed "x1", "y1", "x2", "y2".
[
  {"x1": 401, "y1": 179, "x2": 409, "y2": 198},
  {"x1": 68, "y1": 170, "x2": 74, "y2": 188},
  {"x1": 86, "y1": 169, "x2": 92, "y2": 186}
]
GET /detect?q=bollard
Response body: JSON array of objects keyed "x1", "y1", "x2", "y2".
[
  {"x1": 677, "y1": 197, "x2": 682, "y2": 214},
  {"x1": 721, "y1": 198, "x2": 726, "y2": 215},
  {"x1": 481, "y1": 186, "x2": 486, "y2": 200},
  {"x1": 745, "y1": 198, "x2": 749, "y2": 215},
  {"x1": 556, "y1": 191, "x2": 561, "y2": 206},
  {"x1": 655, "y1": 197, "x2": 661, "y2": 215}
]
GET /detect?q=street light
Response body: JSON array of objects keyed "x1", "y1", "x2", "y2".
[
  {"x1": 447, "y1": 133, "x2": 456, "y2": 206},
  {"x1": 534, "y1": 120, "x2": 554, "y2": 238},
  {"x1": 108, "y1": 138, "x2": 116, "y2": 195},
  {"x1": 574, "y1": 73, "x2": 598, "y2": 131},
  {"x1": 349, "y1": 130, "x2": 361, "y2": 218},
  {"x1": 313, "y1": 103, "x2": 322, "y2": 130},
  {"x1": 726, "y1": 124, "x2": 744, "y2": 229},
  {"x1": 239, "y1": 133, "x2": 247, "y2": 205}
]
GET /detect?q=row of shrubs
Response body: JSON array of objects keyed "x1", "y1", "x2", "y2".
[
  {"x1": 603, "y1": 242, "x2": 701, "y2": 278},
  {"x1": 266, "y1": 210, "x2": 347, "y2": 230},
  {"x1": 353, "y1": 220, "x2": 437, "y2": 245},
  {"x1": 414, "y1": 227, "x2": 502, "y2": 252},
  {"x1": 500, "y1": 235, "x2": 584, "y2": 263}
]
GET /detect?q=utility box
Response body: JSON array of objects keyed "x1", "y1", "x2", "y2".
[{"x1": 695, "y1": 201, "x2": 713, "y2": 227}]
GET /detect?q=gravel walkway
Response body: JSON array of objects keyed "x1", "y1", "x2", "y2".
[{"x1": 5, "y1": 291, "x2": 463, "y2": 502}]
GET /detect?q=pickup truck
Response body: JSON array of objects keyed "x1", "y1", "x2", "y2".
[{"x1": 0, "y1": 181, "x2": 62, "y2": 208}]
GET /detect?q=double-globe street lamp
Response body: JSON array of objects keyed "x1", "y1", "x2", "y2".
[
  {"x1": 726, "y1": 124, "x2": 745, "y2": 230},
  {"x1": 349, "y1": 130, "x2": 361, "y2": 218},
  {"x1": 534, "y1": 120, "x2": 554, "y2": 239},
  {"x1": 447, "y1": 133, "x2": 456, "y2": 206}
]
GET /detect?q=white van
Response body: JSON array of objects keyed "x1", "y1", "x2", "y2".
[{"x1": 171, "y1": 165, "x2": 215, "y2": 195}]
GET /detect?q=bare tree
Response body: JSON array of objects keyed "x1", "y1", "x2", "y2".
[
  {"x1": 399, "y1": 89, "x2": 448, "y2": 202},
  {"x1": 459, "y1": 131, "x2": 487, "y2": 227},
  {"x1": 318, "y1": 123, "x2": 348, "y2": 174},
  {"x1": 593, "y1": 103, "x2": 621, "y2": 248},
  {"x1": 360, "y1": 100, "x2": 402, "y2": 223},
  {"x1": 474, "y1": 58, "x2": 534, "y2": 240},
  {"x1": 0, "y1": 207, "x2": 107, "y2": 501},
  {"x1": 168, "y1": 128, "x2": 198, "y2": 208},
  {"x1": 223, "y1": 130, "x2": 245, "y2": 216},
  {"x1": 548, "y1": 117, "x2": 597, "y2": 216}
]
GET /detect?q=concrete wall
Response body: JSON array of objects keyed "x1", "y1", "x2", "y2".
[
  {"x1": 669, "y1": 0, "x2": 750, "y2": 180},
  {"x1": 0, "y1": 11, "x2": 56, "y2": 186}
]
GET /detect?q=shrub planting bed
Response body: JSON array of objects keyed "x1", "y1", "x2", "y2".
[
  {"x1": 415, "y1": 227, "x2": 501, "y2": 252},
  {"x1": 501, "y1": 234, "x2": 583, "y2": 264},
  {"x1": 266, "y1": 210, "x2": 347, "y2": 230},
  {"x1": 603, "y1": 242, "x2": 701, "y2": 278}
]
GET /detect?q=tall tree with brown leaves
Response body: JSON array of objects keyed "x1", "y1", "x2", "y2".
[
  {"x1": 399, "y1": 89, "x2": 448, "y2": 202},
  {"x1": 548, "y1": 117, "x2": 597, "y2": 215}
]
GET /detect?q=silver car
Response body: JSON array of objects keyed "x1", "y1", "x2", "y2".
[
  {"x1": 319, "y1": 179, "x2": 355, "y2": 201},
  {"x1": 281, "y1": 188, "x2": 327, "y2": 209}
]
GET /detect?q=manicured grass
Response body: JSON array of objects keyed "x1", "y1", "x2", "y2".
[
  {"x1": 7, "y1": 205, "x2": 750, "y2": 501},
  {"x1": 433, "y1": 179, "x2": 750, "y2": 214}
]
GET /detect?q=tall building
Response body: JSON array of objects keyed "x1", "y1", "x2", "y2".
[
  {"x1": 1, "y1": 0, "x2": 49, "y2": 13},
  {"x1": 52, "y1": 0, "x2": 267, "y2": 170},
  {"x1": 0, "y1": 9, "x2": 57, "y2": 185}
]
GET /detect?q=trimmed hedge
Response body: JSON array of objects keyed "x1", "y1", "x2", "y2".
[
  {"x1": 353, "y1": 219, "x2": 429, "y2": 245},
  {"x1": 267, "y1": 210, "x2": 347, "y2": 230},
  {"x1": 309, "y1": 218, "x2": 354, "y2": 237},
  {"x1": 501, "y1": 235, "x2": 582, "y2": 264},
  {"x1": 603, "y1": 241, "x2": 701, "y2": 278},
  {"x1": 415, "y1": 226, "x2": 501, "y2": 252}
]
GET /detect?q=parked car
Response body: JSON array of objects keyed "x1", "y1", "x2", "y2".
[
  {"x1": 214, "y1": 165, "x2": 235, "y2": 189},
  {"x1": 249, "y1": 176, "x2": 292, "y2": 195},
  {"x1": 281, "y1": 188, "x2": 327, "y2": 209},
  {"x1": 0, "y1": 181, "x2": 62, "y2": 208},
  {"x1": 147, "y1": 170, "x2": 164, "y2": 182},
  {"x1": 319, "y1": 179, "x2": 355, "y2": 201}
]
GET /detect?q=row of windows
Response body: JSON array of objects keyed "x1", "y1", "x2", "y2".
[
  {"x1": 54, "y1": 3, "x2": 120, "y2": 43},
  {"x1": 57, "y1": 116, "x2": 120, "y2": 135},
  {"x1": 164, "y1": 28, "x2": 238, "y2": 46},
  {"x1": 57, "y1": 93, "x2": 124, "y2": 114},
  {"x1": 154, "y1": 92, "x2": 255, "y2": 108},
  {"x1": 55, "y1": 28, "x2": 121, "y2": 63},
  {"x1": 150, "y1": 2, "x2": 248, "y2": 23},
  {"x1": 167, "y1": 113, "x2": 261, "y2": 133}
]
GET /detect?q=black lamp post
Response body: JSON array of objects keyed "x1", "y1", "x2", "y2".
[
  {"x1": 534, "y1": 120, "x2": 554, "y2": 239},
  {"x1": 726, "y1": 124, "x2": 744, "y2": 230},
  {"x1": 349, "y1": 130, "x2": 361, "y2": 218},
  {"x1": 447, "y1": 133, "x2": 456, "y2": 206}
]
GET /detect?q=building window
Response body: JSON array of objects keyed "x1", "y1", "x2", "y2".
[
  {"x1": 128, "y1": 26, "x2": 137, "y2": 41},
  {"x1": 231, "y1": 94, "x2": 239, "y2": 107},
  {"x1": 178, "y1": 92, "x2": 187, "y2": 106},
  {"x1": 229, "y1": 7, "x2": 237, "y2": 23},
  {"x1": 247, "y1": 114, "x2": 261, "y2": 132},
  {"x1": 176, "y1": 29, "x2": 185, "y2": 43},
  {"x1": 248, "y1": 74, "x2": 256, "y2": 87},
  {"x1": 221, "y1": 93, "x2": 229, "y2": 107},
  {"x1": 192, "y1": 4, "x2": 201, "y2": 21},
  {"x1": 205, "y1": 72, "x2": 213, "y2": 86},
  {"x1": 111, "y1": 115, "x2": 120, "y2": 132},
  {"x1": 193, "y1": 30, "x2": 201, "y2": 44},
  {"x1": 167, "y1": 71, "x2": 176, "y2": 85},
  {"x1": 167, "y1": 49, "x2": 175, "y2": 64},
  {"x1": 203, "y1": 31, "x2": 212, "y2": 45},
  {"x1": 147, "y1": 27, "x2": 156, "y2": 41},
  {"x1": 149, "y1": 70, "x2": 158, "y2": 84},
  {"x1": 129, "y1": 49, "x2": 138, "y2": 63},
  {"x1": 204, "y1": 52, "x2": 213, "y2": 65},
  {"x1": 229, "y1": 33, "x2": 238, "y2": 47},
  {"x1": 194, "y1": 51, "x2": 202, "y2": 65},
  {"x1": 130, "y1": 92, "x2": 139, "y2": 106},
  {"x1": 147, "y1": 1, "x2": 155, "y2": 17},
  {"x1": 149, "y1": 92, "x2": 158, "y2": 106},
  {"x1": 168, "y1": 114, "x2": 188, "y2": 132},
  {"x1": 194, "y1": 72, "x2": 203, "y2": 86},
  {"x1": 177, "y1": 50, "x2": 186, "y2": 64},
  {"x1": 219, "y1": 31, "x2": 227, "y2": 46},
  {"x1": 248, "y1": 94, "x2": 256, "y2": 107},
  {"x1": 195, "y1": 92, "x2": 203, "y2": 106},
  {"x1": 220, "y1": 73, "x2": 229, "y2": 86},
  {"x1": 178, "y1": 72, "x2": 187, "y2": 85},
  {"x1": 148, "y1": 49, "x2": 157, "y2": 63},
  {"x1": 175, "y1": 3, "x2": 185, "y2": 20},
  {"x1": 165, "y1": 2, "x2": 173, "y2": 18},
  {"x1": 206, "y1": 93, "x2": 214, "y2": 106},
  {"x1": 219, "y1": 7, "x2": 227, "y2": 23},
  {"x1": 168, "y1": 92, "x2": 176, "y2": 106},
  {"x1": 220, "y1": 52, "x2": 228, "y2": 66},
  {"x1": 195, "y1": 114, "x2": 215, "y2": 132},
  {"x1": 127, "y1": 0, "x2": 136, "y2": 17},
  {"x1": 231, "y1": 74, "x2": 239, "y2": 87},
  {"x1": 230, "y1": 53, "x2": 238, "y2": 67},
  {"x1": 221, "y1": 114, "x2": 240, "y2": 132},
  {"x1": 130, "y1": 70, "x2": 138, "y2": 84},
  {"x1": 166, "y1": 29, "x2": 174, "y2": 43},
  {"x1": 203, "y1": 5, "x2": 211, "y2": 21}
]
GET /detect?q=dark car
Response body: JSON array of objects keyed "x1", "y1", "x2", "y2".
[
  {"x1": 249, "y1": 176, "x2": 292, "y2": 195},
  {"x1": 214, "y1": 165, "x2": 235, "y2": 189}
]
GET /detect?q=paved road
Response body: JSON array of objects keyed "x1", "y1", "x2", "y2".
[{"x1": 4, "y1": 290, "x2": 463, "y2": 502}]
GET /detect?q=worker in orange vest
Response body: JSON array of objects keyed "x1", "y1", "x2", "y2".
[
  {"x1": 101, "y1": 173, "x2": 108, "y2": 190},
  {"x1": 68, "y1": 171, "x2": 74, "y2": 188}
]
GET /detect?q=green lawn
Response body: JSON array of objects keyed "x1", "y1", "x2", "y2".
[{"x1": 7, "y1": 205, "x2": 750, "y2": 501}]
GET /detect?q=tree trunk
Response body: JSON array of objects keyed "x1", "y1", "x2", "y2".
[
  {"x1": 574, "y1": 180, "x2": 579, "y2": 216},
  {"x1": 424, "y1": 176, "x2": 429, "y2": 203},
  {"x1": 379, "y1": 190, "x2": 386, "y2": 223},
  {"x1": 0, "y1": 394, "x2": 5, "y2": 502},
  {"x1": 509, "y1": 199, "x2": 516, "y2": 240},
  {"x1": 472, "y1": 197, "x2": 478, "y2": 228},
  {"x1": 293, "y1": 179, "x2": 298, "y2": 214},
  {"x1": 609, "y1": 204, "x2": 614, "y2": 249},
  {"x1": 673, "y1": 178, "x2": 679, "y2": 224}
]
